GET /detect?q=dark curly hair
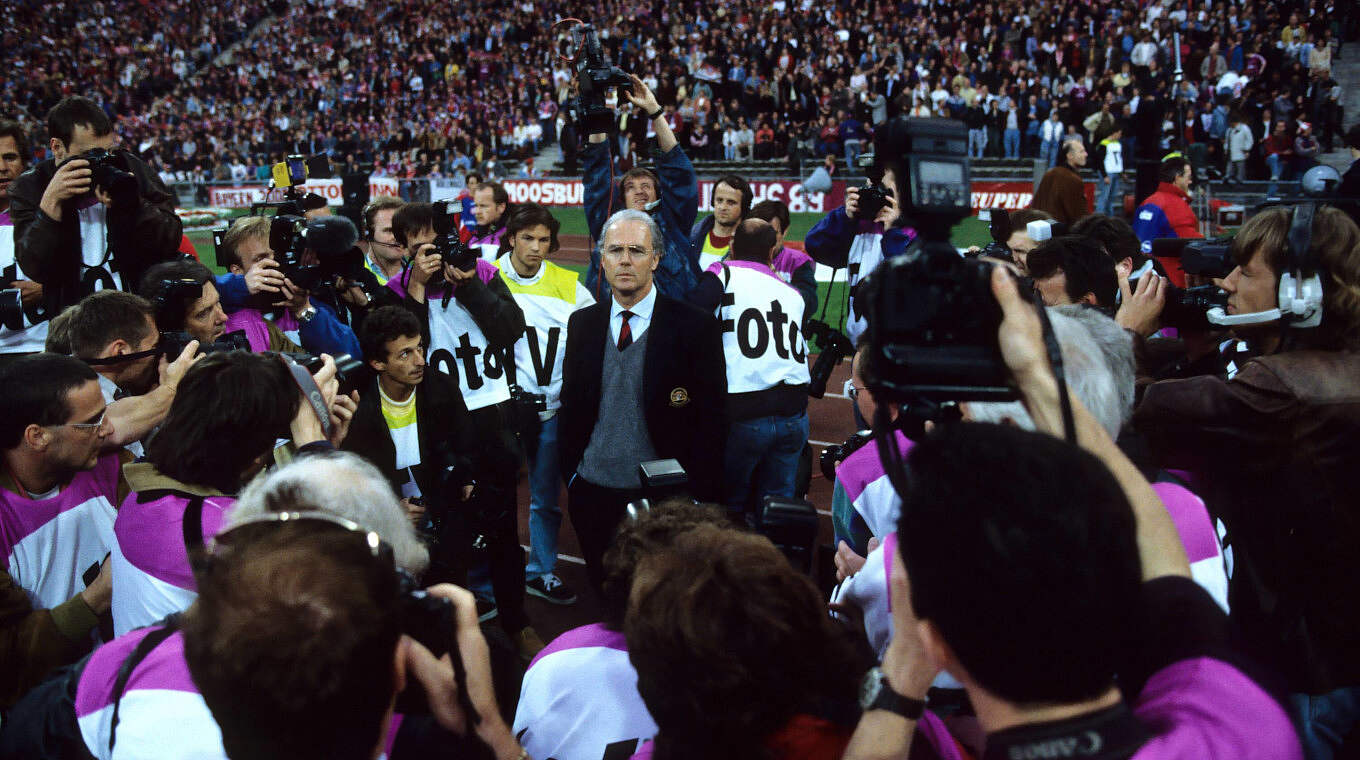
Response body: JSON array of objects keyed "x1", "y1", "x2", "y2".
[
  {"x1": 145, "y1": 352, "x2": 299, "y2": 493},
  {"x1": 626, "y1": 525, "x2": 866, "y2": 760},
  {"x1": 599, "y1": 500, "x2": 729, "y2": 631}
]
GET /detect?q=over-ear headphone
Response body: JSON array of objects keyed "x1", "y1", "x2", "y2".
[{"x1": 1207, "y1": 204, "x2": 1324, "y2": 329}]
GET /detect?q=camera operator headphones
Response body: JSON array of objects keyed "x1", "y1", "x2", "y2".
[{"x1": 1206, "y1": 204, "x2": 1324, "y2": 329}]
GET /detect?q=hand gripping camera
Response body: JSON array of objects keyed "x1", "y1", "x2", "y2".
[{"x1": 60, "y1": 148, "x2": 140, "y2": 208}]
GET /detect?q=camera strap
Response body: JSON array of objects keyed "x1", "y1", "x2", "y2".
[
  {"x1": 279, "y1": 354, "x2": 334, "y2": 440},
  {"x1": 1033, "y1": 296, "x2": 1078, "y2": 445},
  {"x1": 82, "y1": 347, "x2": 162, "y2": 366}
]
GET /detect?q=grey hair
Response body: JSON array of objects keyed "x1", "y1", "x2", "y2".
[
  {"x1": 601, "y1": 208, "x2": 664, "y2": 258},
  {"x1": 228, "y1": 451, "x2": 429, "y2": 574},
  {"x1": 967, "y1": 306, "x2": 1134, "y2": 439}
]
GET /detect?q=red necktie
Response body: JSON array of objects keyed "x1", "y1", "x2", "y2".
[{"x1": 618, "y1": 310, "x2": 634, "y2": 351}]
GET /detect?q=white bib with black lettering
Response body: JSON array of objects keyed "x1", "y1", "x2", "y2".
[
  {"x1": 845, "y1": 231, "x2": 884, "y2": 345},
  {"x1": 712, "y1": 261, "x2": 810, "y2": 394},
  {"x1": 495, "y1": 257, "x2": 594, "y2": 413},
  {"x1": 426, "y1": 297, "x2": 511, "y2": 411},
  {"x1": 0, "y1": 223, "x2": 50, "y2": 352}
]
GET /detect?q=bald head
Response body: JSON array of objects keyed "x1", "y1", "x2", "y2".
[{"x1": 731, "y1": 218, "x2": 778, "y2": 265}]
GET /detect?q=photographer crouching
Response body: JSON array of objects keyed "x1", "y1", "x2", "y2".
[
  {"x1": 10, "y1": 97, "x2": 182, "y2": 313},
  {"x1": 1132, "y1": 205, "x2": 1360, "y2": 758}
]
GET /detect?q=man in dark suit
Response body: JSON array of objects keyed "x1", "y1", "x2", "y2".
[{"x1": 559, "y1": 209, "x2": 727, "y2": 590}]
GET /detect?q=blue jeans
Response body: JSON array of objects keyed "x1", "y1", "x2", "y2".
[
  {"x1": 1097, "y1": 175, "x2": 1122, "y2": 216},
  {"x1": 1042, "y1": 139, "x2": 1060, "y2": 167},
  {"x1": 844, "y1": 139, "x2": 862, "y2": 167},
  {"x1": 1267, "y1": 153, "x2": 1288, "y2": 196},
  {"x1": 524, "y1": 414, "x2": 562, "y2": 581},
  {"x1": 1004, "y1": 128, "x2": 1021, "y2": 158},
  {"x1": 724, "y1": 412, "x2": 810, "y2": 513},
  {"x1": 968, "y1": 128, "x2": 988, "y2": 158},
  {"x1": 1289, "y1": 686, "x2": 1360, "y2": 760}
]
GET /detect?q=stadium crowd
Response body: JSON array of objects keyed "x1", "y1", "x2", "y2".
[
  {"x1": 1, "y1": 0, "x2": 1353, "y2": 187},
  {"x1": 1, "y1": 0, "x2": 1360, "y2": 757}
]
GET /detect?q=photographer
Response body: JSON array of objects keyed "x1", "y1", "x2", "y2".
[
  {"x1": 1132, "y1": 206, "x2": 1360, "y2": 757},
  {"x1": 344, "y1": 306, "x2": 544, "y2": 660},
  {"x1": 493, "y1": 204, "x2": 594, "y2": 606},
  {"x1": 37, "y1": 454, "x2": 504, "y2": 760},
  {"x1": 0, "y1": 354, "x2": 120, "y2": 706},
  {"x1": 841, "y1": 267, "x2": 1298, "y2": 760},
  {"x1": 469, "y1": 181, "x2": 512, "y2": 262},
  {"x1": 0, "y1": 119, "x2": 48, "y2": 364},
  {"x1": 513, "y1": 501, "x2": 729, "y2": 760},
  {"x1": 1026, "y1": 235, "x2": 1119, "y2": 310},
  {"x1": 690, "y1": 219, "x2": 810, "y2": 518},
  {"x1": 804, "y1": 172, "x2": 902, "y2": 346},
  {"x1": 110, "y1": 350, "x2": 357, "y2": 635},
  {"x1": 66, "y1": 290, "x2": 201, "y2": 453},
  {"x1": 387, "y1": 201, "x2": 527, "y2": 624},
  {"x1": 213, "y1": 216, "x2": 361, "y2": 357},
  {"x1": 584, "y1": 74, "x2": 701, "y2": 300},
  {"x1": 9, "y1": 97, "x2": 182, "y2": 312}
]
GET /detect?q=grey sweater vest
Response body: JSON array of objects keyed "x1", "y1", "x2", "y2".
[{"x1": 577, "y1": 329, "x2": 658, "y2": 488}]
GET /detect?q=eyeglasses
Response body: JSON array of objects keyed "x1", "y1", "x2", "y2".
[
  {"x1": 848, "y1": 386, "x2": 861, "y2": 402},
  {"x1": 64, "y1": 408, "x2": 108, "y2": 431},
  {"x1": 603, "y1": 245, "x2": 653, "y2": 261}
]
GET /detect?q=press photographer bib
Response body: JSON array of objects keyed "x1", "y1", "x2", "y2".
[
  {"x1": 711, "y1": 261, "x2": 810, "y2": 394},
  {"x1": 426, "y1": 300, "x2": 510, "y2": 411},
  {"x1": 496, "y1": 257, "x2": 594, "y2": 413},
  {"x1": 844, "y1": 230, "x2": 883, "y2": 345},
  {"x1": 0, "y1": 220, "x2": 50, "y2": 351},
  {"x1": 77, "y1": 202, "x2": 121, "y2": 294}
]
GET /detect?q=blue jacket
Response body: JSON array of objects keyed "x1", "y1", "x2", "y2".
[
  {"x1": 584, "y1": 141, "x2": 701, "y2": 300},
  {"x1": 215, "y1": 273, "x2": 362, "y2": 357}
]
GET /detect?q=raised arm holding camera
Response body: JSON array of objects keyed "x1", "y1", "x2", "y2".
[
  {"x1": 9, "y1": 97, "x2": 182, "y2": 313},
  {"x1": 583, "y1": 72, "x2": 701, "y2": 300}
]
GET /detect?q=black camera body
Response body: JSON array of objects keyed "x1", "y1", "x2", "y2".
[
  {"x1": 394, "y1": 576, "x2": 476, "y2": 721},
  {"x1": 571, "y1": 24, "x2": 633, "y2": 136},
  {"x1": 267, "y1": 215, "x2": 365, "y2": 293},
  {"x1": 818, "y1": 430, "x2": 874, "y2": 482},
  {"x1": 867, "y1": 252, "x2": 1011, "y2": 402},
  {"x1": 1160, "y1": 284, "x2": 1229, "y2": 329},
  {"x1": 284, "y1": 351, "x2": 364, "y2": 396},
  {"x1": 806, "y1": 319, "x2": 854, "y2": 399},
  {"x1": 976, "y1": 207, "x2": 1014, "y2": 262},
  {"x1": 863, "y1": 119, "x2": 1009, "y2": 404},
  {"x1": 158, "y1": 329, "x2": 252, "y2": 358},
  {"x1": 62, "y1": 148, "x2": 139, "y2": 207},
  {"x1": 269, "y1": 214, "x2": 315, "y2": 288},
  {"x1": 152, "y1": 277, "x2": 215, "y2": 332},
  {"x1": 431, "y1": 201, "x2": 478, "y2": 275},
  {"x1": 1149, "y1": 237, "x2": 1235, "y2": 280}
]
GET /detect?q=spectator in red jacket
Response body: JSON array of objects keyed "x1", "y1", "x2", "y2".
[{"x1": 1131, "y1": 157, "x2": 1202, "y2": 287}]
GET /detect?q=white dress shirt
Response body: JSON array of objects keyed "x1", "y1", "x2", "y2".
[{"x1": 610, "y1": 284, "x2": 657, "y2": 345}]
